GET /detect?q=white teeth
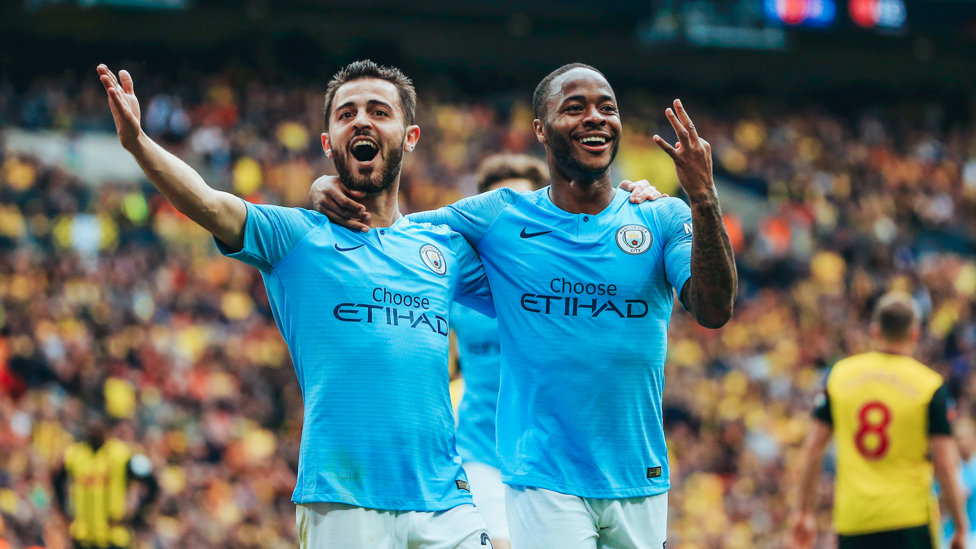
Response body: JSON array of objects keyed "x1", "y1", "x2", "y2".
[
  {"x1": 353, "y1": 140, "x2": 377, "y2": 149},
  {"x1": 580, "y1": 136, "x2": 607, "y2": 144}
]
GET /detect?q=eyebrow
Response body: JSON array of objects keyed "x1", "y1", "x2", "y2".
[
  {"x1": 334, "y1": 99, "x2": 397, "y2": 115},
  {"x1": 561, "y1": 94, "x2": 616, "y2": 105}
]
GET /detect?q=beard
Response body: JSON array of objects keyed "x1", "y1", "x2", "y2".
[
  {"x1": 545, "y1": 121, "x2": 620, "y2": 182},
  {"x1": 332, "y1": 134, "x2": 405, "y2": 196}
]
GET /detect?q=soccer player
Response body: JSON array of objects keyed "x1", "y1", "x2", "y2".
[
  {"x1": 312, "y1": 63, "x2": 737, "y2": 549},
  {"x1": 53, "y1": 414, "x2": 158, "y2": 549},
  {"x1": 790, "y1": 292, "x2": 967, "y2": 549},
  {"x1": 97, "y1": 61, "x2": 496, "y2": 548},
  {"x1": 449, "y1": 154, "x2": 670, "y2": 549}
]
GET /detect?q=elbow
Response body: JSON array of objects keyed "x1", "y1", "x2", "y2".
[{"x1": 695, "y1": 305, "x2": 733, "y2": 329}]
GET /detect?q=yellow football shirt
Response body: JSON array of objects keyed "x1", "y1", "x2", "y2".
[
  {"x1": 64, "y1": 438, "x2": 133, "y2": 548},
  {"x1": 814, "y1": 352, "x2": 951, "y2": 536}
]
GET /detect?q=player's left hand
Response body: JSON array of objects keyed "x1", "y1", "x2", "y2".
[
  {"x1": 619, "y1": 179, "x2": 669, "y2": 204},
  {"x1": 653, "y1": 99, "x2": 714, "y2": 202},
  {"x1": 950, "y1": 530, "x2": 966, "y2": 549},
  {"x1": 787, "y1": 511, "x2": 817, "y2": 549}
]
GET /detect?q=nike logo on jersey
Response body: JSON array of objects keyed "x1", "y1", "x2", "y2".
[
  {"x1": 334, "y1": 244, "x2": 365, "y2": 252},
  {"x1": 520, "y1": 228, "x2": 552, "y2": 239}
]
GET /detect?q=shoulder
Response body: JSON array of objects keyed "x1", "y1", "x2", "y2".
[
  {"x1": 106, "y1": 438, "x2": 132, "y2": 458},
  {"x1": 905, "y1": 357, "x2": 945, "y2": 390},
  {"x1": 397, "y1": 218, "x2": 472, "y2": 254},
  {"x1": 638, "y1": 196, "x2": 692, "y2": 220}
]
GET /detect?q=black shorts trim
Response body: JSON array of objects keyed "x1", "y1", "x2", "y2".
[{"x1": 838, "y1": 525, "x2": 933, "y2": 549}]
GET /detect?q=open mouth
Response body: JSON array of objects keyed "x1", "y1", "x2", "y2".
[
  {"x1": 350, "y1": 138, "x2": 379, "y2": 163},
  {"x1": 576, "y1": 134, "x2": 613, "y2": 153}
]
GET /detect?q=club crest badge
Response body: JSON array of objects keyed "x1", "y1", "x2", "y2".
[
  {"x1": 615, "y1": 224, "x2": 652, "y2": 255},
  {"x1": 420, "y1": 244, "x2": 447, "y2": 275}
]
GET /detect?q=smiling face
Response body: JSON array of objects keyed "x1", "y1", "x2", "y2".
[
  {"x1": 323, "y1": 77, "x2": 419, "y2": 195},
  {"x1": 535, "y1": 68, "x2": 621, "y2": 181}
]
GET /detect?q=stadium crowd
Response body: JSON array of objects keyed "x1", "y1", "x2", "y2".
[{"x1": 1, "y1": 69, "x2": 976, "y2": 549}]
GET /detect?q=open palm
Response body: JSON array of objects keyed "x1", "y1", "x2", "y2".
[{"x1": 97, "y1": 64, "x2": 143, "y2": 150}]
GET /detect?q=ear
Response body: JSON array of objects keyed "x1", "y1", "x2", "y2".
[
  {"x1": 404, "y1": 125, "x2": 421, "y2": 152},
  {"x1": 869, "y1": 324, "x2": 879, "y2": 340},
  {"x1": 533, "y1": 119, "x2": 546, "y2": 144},
  {"x1": 910, "y1": 324, "x2": 922, "y2": 343},
  {"x1": 321, "y1": 133, "x2": 332, "y2": 157}
]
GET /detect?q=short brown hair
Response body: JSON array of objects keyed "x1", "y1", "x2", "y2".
[
  {"x1": 476, "y1": 154, "x2": 549, "y2": 194},
  {"x1": 872, "y1": 291, "x2": 919, "y2": 342},
  {"x1": 323, "y1": 60, "x2": 416, "y2": 131},
  {"x1": 532, "y1": 62, "x2": 605, "y2": 121}
]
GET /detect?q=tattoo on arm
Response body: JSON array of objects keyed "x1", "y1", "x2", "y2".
[{"x1": 680, "y1": 190, "x2": 737, "y2": 328}]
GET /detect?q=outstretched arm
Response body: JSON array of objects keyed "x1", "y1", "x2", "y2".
[
  {"x1": 97, "y1": 65, "x2": 246, "y2": 250},
  {"x1": 655, "y1": 100, "x2": 737, "y2": 329},
  {"x1": 933, "y1": 437, "x2": 968, "y2": 549}
]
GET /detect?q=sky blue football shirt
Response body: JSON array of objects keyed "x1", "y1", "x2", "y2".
[
  {"x1": 451, "y1": 304, "x2": 502, "y2": 468},
  {"x1": 409, "y1": 187, "x2": 693, "y2": 498},
  {"x1": 217, "y1": 200, "x2": 494, "y2": 511}
]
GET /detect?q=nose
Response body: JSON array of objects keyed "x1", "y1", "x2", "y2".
[
  {"x1": 582, "y1": 105, "x2": 607, "y2": 127},
  {"x1": 351, "y1": 109, "x2": 373, "y2": 131}
]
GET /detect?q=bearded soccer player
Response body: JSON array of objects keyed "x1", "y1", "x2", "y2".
[
  {"x1": 97, "y1": 61, "x2": 496, "y2": 548},
  {"x1": 312, "y1": 63, "x2": 737, "y2": 549},
  {"x1": 790, "y1": 292, "x2": 967, "y2": 549}
]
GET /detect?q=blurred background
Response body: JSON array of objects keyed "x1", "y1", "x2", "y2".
[{"x1": 1, "y1": 0, "x2": 976, "y2": 548}]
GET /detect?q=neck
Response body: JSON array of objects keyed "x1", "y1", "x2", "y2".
[
  {"x1": 362, "y1": 182, "x2": 403, "y2": 228},
  {"x1": 875, "y1": 340, "x2": 916, "y2": 357},
  {"x1": 547, "y1": 159, "x2": 615, "y2": 215}
]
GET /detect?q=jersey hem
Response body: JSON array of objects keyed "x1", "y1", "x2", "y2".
[
  {"x1": 500, "y1": 474, "x2": 671, "y2": 499},
  {"x1": 291, "y1": 492, "x2": 473, "y2": 512},
  {"x1": 835, "y1": 521, "x2": 931, "y2": 537}
]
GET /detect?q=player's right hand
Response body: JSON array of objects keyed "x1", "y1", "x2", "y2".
[
  {"x1": 310, "y1": 175, "x2": 371, "y2": 233},
  {"x1": 97, "y1": 64, "x2": 143, "y2": 151},
  {"x1": 787, "y1": 511, "x2": 816, "y2": 549}
]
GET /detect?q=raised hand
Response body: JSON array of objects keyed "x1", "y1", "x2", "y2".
[
  {"x1": 788, "y1": 511, "x2": 817, "y2": 549},
  {"x1": 653, "y1": 99, "x2": 714, "y2": 200},
  {"x1": 97, "y1": 64, "x2": 143, "y2": 151}
]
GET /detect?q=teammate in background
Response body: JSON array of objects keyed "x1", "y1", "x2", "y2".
[
  {"x1": 943, "y1": 419, "x2": 976, "y2": 548},
  {"x1": 313, "y1": 63, "x2": 737, "y2": 548},
  {"x1": 53, "y1": 415, "x2": 158, "y2": 549},
  {"x1": 790, "y1": 292, "x2": 967, "y2": 549},
  {"x1": 451, "y1": 154, "x2": 670, "y2": 549},
  {"x1": 97, "y1": 61, "x2": 496, "y2": 548}
]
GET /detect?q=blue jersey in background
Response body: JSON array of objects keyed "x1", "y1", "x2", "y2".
[
  {"x1": 218, "y1": 201, "x2": 494, "y2": 511},
  {"x1": 409, "y1": 187, "x2": 693, "y2": 498},
  {"x1": 451, "y1": 304, "x2": 502, "y2": 468}
]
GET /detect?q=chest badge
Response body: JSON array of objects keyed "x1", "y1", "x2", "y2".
[
  {"x1": 420, "y1": 244, "x2": 447, "y2": 275},
  {"x1": 616, "y1": 224, "x2": 652, "y2": 255}
]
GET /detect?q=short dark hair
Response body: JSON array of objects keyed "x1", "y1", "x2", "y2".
[
  {"x1": 872, "y1": 291, "x2": 919, "y2": 342},
  {"x1": 476, "y1": 154, "x2": 549, "y2": 194},
  {"x1": 323, "y1": 60, "x2": 416, "y2": 130},
  {"x1": 532, "y1": 63, "x2": 605, "y2": 121}
]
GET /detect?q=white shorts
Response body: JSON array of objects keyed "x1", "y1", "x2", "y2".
[
  {"x1": 297, "y1": 502, "x2": 493, "y2": 549},
  {"x1": 464, "y1": 462, "x2": 510, "y2": 541},
  {"x1": 505, "y1": 485, "x2": 668, "y2": 549}
]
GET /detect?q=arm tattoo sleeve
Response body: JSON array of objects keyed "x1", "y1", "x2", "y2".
[{"x1": 681, "y1": 190, "x2": 737, "y2": 328}]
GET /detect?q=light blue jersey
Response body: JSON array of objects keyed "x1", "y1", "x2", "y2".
[
  {"x1": 409, "y1": 187, "x2": 692, "y2": 498},
  {"x1": 451, "y1": 305, "x2": 502, "y2": 468},
  {"x1": 217, "y1": 201, "x2": 494, "y2": 511}
]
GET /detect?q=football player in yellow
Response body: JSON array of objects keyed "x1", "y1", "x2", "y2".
[
  {"x1": 54, "y1": 415, "x2": 158, "y2": 549},
  {"x1": 790, "y1": 291, "x2": 967, "y2": 549}
]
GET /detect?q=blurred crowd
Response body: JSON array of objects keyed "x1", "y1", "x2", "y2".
[{"x1": 1, "y1": 69, "x2": 976, "y2": 549}]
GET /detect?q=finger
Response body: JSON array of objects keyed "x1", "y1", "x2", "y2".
[
  {"x1": 652, "y1": 135, "x2": 678, "y2": 159},
  {"x1": 618, "y1": 180, "x2": 635, "y2": 191},
  {"x1": 119, "y1": 70, "x2": 135, "y2": 95},
  {"x1": 665, "y1": 108, "x2": 691, "y2": 148},
  {"x1": 328, "y1": 190, "x2": 367, "y2": 217},
  {"x1": 674, "y1": 99, "x2": 699, "y2": 139},
  {"x1": 322, "y1": 208, "x2": 370, "y2": 233}
]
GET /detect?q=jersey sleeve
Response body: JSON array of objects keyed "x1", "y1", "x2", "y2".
[
  {"x1": 653, "y1": 198, "x2": 693, "y2": 307},
  {"x1": 451, "y1": 236, "x2": 495, "y2": 318},
  {"x1": 406, "y1": 188, "x2": 519, "y2": 249},
  {"x1": 215, "y1": 200, "x2": 322, "y2": 273},
  {"x1": 812, "y1": 387, "x2": 833, "y2": 426},
  {"x1": 928, "y1": 383, "x2": 953, "y2": 436}
]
